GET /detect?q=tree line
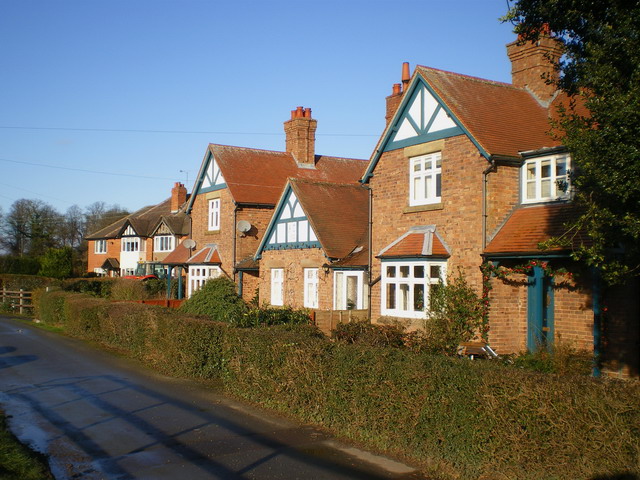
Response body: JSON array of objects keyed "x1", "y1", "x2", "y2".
[{"x1": 0, "y1": 199, "x2": 129, "y2": 278}]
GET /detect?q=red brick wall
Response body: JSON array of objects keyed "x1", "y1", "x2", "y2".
[
  {"x1": 87, "y1": 238, "x2": 120, "y2": 274},
  {"x1": 190, "y1": 187, "x2": 275, "y2": 282},
  {"x1": 369, "y1": 135, "x2": 488, "y2": 321},
  {"x1": 259, "y1": 248, "x2": 332, "y2": 309},
  {"x1": 486, "y1": 162, "x2": 520, "y2": 240},
  {"x1": 487, "y1": 274, "x2": 529, "y2": 353}
]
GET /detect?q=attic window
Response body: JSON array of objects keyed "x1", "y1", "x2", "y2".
[{"x1": 522, "y1": 154, "x2": 571, "y2": 203}]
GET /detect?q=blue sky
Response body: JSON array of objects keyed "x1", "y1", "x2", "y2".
[{"x1": 0, "y1": 0, "x2": 516, "y2": 218}]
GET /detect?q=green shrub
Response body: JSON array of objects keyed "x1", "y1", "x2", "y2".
[
  {"x1": 513, "y1": 343, "x2": 593, "y2": 376},
  {"x1": 143, "y1": 278, "x2": 167, "y2": 298},
  {"x1": 38, "y1": 247, "x2": 73, "y2": 279},
  {"x1": 0, "y1": 274, "x2": 57, "y2": 292},
  {"x1": 179, "y1": 277, "x2": 247, "y2": 322},
  {"x1": 62, "y1": 278, "x2": 115, "y2": 298},
  {"x1": 424, "y1": 271, "x2": 485, "y2": 354},
  {"x1": 241, "y1": 305, "x2": 311, "y2": 328},
  {"x1": 332, "y1": 320, "x2": 406, "y2": 347},
  {"x1": 109, "y1": 278, "x2": 149, "y2": 301},
  {"x1": 0, "y1": 255, "x2": 41, "y2": 275}
]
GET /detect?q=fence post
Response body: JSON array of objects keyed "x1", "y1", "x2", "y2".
[{"x1": 19, "y1": 288, "x2": 24, "y2": 315}]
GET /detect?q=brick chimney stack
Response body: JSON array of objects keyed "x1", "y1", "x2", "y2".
[
  {"x1": 385, "y1": 62, "x2": 410, "y2": 125},
  {"x1": 507, "y1": 31, "x2": 563, "y2": 104},
  {"x1": 171, "y1": 182, "x2": 187, "y2": 212},
  {"x1": 284, "y1": 106, "x2": 317, "y2": 167}
]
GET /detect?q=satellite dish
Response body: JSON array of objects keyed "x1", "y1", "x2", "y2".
[
  {"x1": 237, "y1": 220, "x2": 252, "y2": 233},
  {"x1": 183, "y1": 239, "x2": 196, "y2": 249}
]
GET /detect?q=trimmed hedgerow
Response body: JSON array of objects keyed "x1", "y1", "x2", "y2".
[
  {"x1": 31, "y1": 289, "x2": 640, "y2": 480},
  {"x1": 0, "y1": 274, "x2": 57, "y2": 292}
]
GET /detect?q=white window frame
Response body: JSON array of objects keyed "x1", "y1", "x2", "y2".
[
  {"x1": 303, "y1": 268, "x2": 319, "y2": 309},
  {"x1": 409, "y1": 152, "x2": 442, "y2": 206},
  {"x1": 154, "y1": 235, "x2": 174, "y2": 252},
  {"x1": 208, "y1": 198, "x2": 220, "y2": 231},
  {"x1": 381, "y1": 260, "x2": 446, "y2": 319},
  {"x1": 187, "y1": 265, "x2": 221, "y2": 298},
  {"x1": 522, "y1": 154, "x2": 571, "y2": 204},
  {"x1": 333, "y1": 270, "x2": 366, "y2": 310},
  {"x1": 121, "y1": 237, "x2": 140, "y2": 252},
  {"x1": 270, "y1": 268, "x2": 284, "y2": 306},
  {"x1": 94, "y1": 239, "x2": 107, "y2": 254}
]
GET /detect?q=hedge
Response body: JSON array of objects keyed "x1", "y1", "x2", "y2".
[{"x1": 31, "y1": 290, "x2": 640, "y2": 480}]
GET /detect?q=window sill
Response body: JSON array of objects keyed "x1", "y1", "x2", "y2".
[
  {"x1": 403, "y1": 202, "x2": 444, "y2": 214},
  {"x1": 205, "y1": 230, "x2": 221, "y2": 235}
]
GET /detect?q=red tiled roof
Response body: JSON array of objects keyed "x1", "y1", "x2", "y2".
[
  {"x1": 290, "y1": 179, "x2": 369, "y2": 260},
  {"x1": 187, "y1": 244, "x2": 222, "y2": 265},
  {"x1": 208, "y1": 144, "x2": 367, "y2": 206},
  {"x1": 161, "y1": 242, "x2": 222, "y2": 265},
  {"x1": 378, "y1": 226, "x2": 450, "y2": 258},
  {"x1": 416, "y1": 66, "x2": 561, "y2": 158},
  {"x1": 161, "y1": 241, "x2": 191, "y2": 265},
  {"x1": 484, "y1": 203, "x2": 590, "y2": 255}
]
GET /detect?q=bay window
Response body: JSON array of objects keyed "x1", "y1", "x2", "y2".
[{"x1": 381, "y1": 260, "x2": 446, "y2": 318}]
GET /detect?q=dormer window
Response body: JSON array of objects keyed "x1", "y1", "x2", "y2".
[
  {"x1": 522, "y1": 154, "x2": 571, "y2": 203},
  {"x1": 154, "y1": 235, "x2": 174, "y2": 252}
]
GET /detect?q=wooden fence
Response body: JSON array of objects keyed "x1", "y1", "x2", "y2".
[
  {"x1": 0, "y1": 287, "x2": 33, "y2": 314},
  {"x1": 312, "y1": 309, "x2": 367, "y2": 335}
]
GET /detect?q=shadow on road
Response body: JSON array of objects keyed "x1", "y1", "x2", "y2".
[{"x1": 4, "y1": 374, "x2": 408, "y2": 479}]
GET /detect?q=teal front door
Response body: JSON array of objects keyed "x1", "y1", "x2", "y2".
[{"x1": 527, "y1": 266, "x2": 555, "y2": 351}]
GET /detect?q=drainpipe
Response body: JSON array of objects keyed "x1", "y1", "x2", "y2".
[
  {"x1": 233, "y1": 204, "x2": 238, "y2": 284},
  {"x1": 592, "y1": 267, "x2": 602, "y2": 377},
  {"x1": 482, "y1": 158, "x2": 497, "y2": 250},
  {"x1": 367, "y1": 185, "x2": 373, "y2": 322}
]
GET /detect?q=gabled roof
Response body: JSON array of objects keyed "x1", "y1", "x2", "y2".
[
  {"x1": 416, "y1": 66, "x2": 560, "y2": 158},
  {"x1": 378, "y1": 226, "x2": 451, "y2": 258},
  {"x1": 100, "y1": 258, "x2": 120, "y2": 270},
  {"x1": 484, "y1": 203, "x2": 590, "y2": 256},
  {"x1": 150, "y1": 213, "x2": 190, "y2": 237},
  {"x1": 187, "y1": 144, "x2": 367, "y2": 210},
  {"x1": 363, "y1": 66, "x2": 564, "y2": 182},
  {"x1": 161, "y1": 241, "x2": 222, "y2": 265},
  {"x1": 86, "y1": 196, "x2": 189, "y2": 240},
  {"x1": 255, "y1": 178, "x2": 369, "y2": 263},
  {"x1": 290, "y1": 179, "x2": 369, "y2": 260}
]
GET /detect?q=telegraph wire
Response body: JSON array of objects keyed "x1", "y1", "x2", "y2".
[
  {"x1": 0, "y1": 157, "x2": 176, "y2": 181},
  {"x1": 0, "y1": 125, "x2": 378, "y2": 137}
]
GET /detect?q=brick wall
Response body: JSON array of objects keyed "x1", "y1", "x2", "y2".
[
  {"x1": 487, "y1": 274, "x2": 529, "y2": 353},
  {"x1": 486, "y1": 162, "x2": 520, "y2": 241},
  {"x1": 87, "y1": 238, "x2": 120, "y2": 274},
  {"x1": 259, "y1": 248, "x2": 331, "y2": 309},
  {"x1": 369, "y1": 135, "x2": 488, "y2": 320},
  {"x1": 190, "y1": 188, "x2": 275, "y2": 280}
]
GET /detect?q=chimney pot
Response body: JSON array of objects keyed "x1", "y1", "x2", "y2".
[
  {"x1": 392, "y1": 83, "x2": 402, "y2": 95},
  {"x1": 402, "y1": 62, "x2": 410, "y2": 87}
]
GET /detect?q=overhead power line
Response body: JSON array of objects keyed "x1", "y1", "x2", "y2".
[
  {"x1": 0, "y1": 125, "x2": 378, "y2": 137},
  {"x1": 0, "y1": 157, "x2": 175, "y2": 181}
]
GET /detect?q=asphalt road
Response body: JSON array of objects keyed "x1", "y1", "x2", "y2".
[{"x1": 0, "y1": 316, "x2": 423, "y2": 480}]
